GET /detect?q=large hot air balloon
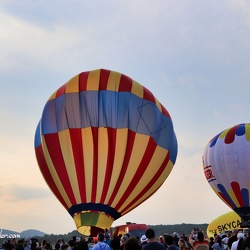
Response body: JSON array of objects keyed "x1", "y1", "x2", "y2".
[
  {"x1": 203, "y1": 123, "x2": 250, "y2": 225},
  {"x1": 34, "y1": 69, "x2": 178, "y2": 236}
]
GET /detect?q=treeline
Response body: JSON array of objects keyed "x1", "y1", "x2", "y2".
[
  {"x1": 33, "y1": 223, "x2": 208, "y2": 244},
  {"x1": 35, "y1": 231, "x2": 83, "y2": 244},
  {"x1": 148, "y1": 223, "x2": 208, "y2": 237}
]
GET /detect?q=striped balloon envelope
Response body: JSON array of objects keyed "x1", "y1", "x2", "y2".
[
  {"x1": 203, "y1": 123, "x2": 250, "y2": 223},
  {"x1": 34, "y1": 69, "x2": 178, "y2": 236}
]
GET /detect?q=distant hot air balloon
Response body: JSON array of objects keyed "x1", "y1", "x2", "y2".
[
  {"x1": 34, "y1": 69, "x2": 178, "y2": 236},
  {"x1": 206, "y1": 211, "x2": 242, "y2": 238},
  {"x1": 203, "y1": 123, "x2": 250, "y2": 225}
]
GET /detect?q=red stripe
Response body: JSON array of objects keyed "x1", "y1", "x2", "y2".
[
  {"x1": 120, "y1": 151, "x2": 170, "y2": 214},
  {"x1": 35, "y1": 145, "x2": 68, "y2": 210},
  {"x1": 160, "y1": 104, "x2": 171, "y2": 118},
  {"x1": 143, "y1": 87, "x2": 155, "y2": 104},
  {"x1": 44, "y1": 133, "x2": 77, "y2": 205},
  {"x1": 99, "y1": 69, "x2": 111, "y2": 90},
  {"x1": 203, "y1": 165, "x2": 211, "y2": 170},
  {"x1": 225, "y1": 125, "x2": 239, "y2": 144},
  {"x1": 115, "y1": 137, "x2": 157, "y2": 211},
  {"x1": 231, "y1": 181, "x2": 244, "y2": 206},
  {"x1": 119, "y1": 74, "x2": 132, "y2": 92},
  {"x1": 56, "y1": 84, "x2": 66, "y2": 98},
  {"x1": 91, "y1": 127, "x2": 98, "y2": 202},
  {"x1": 69, "y1": 128, "x2": 86, "y2": 202},
  {"x1": 107, "y1": 130, "x2": 136, "y2": 205},
  {"x1": 79, "y1": 71, "x2": 90, "y2": 92},
  {"x1": 100, "y1": 128, "x2": 117, "y2": 203}
]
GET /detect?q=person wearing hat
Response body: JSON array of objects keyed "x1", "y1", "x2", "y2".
[
  {"x1": 92, "y1": 233, "x2": 111, "y2": 250},
  {"x1": 231, "y1": 232, "x2": 244, "y2": 250},
  {"x1": 172, "y1": 232, "x2": 179, "y2": 246},
  {"x1": 140, "y1": 235, "x2": 147, "y2": 248},
  {"x1": 241, "y1": 230, "x2": 250, "y2": 250}
]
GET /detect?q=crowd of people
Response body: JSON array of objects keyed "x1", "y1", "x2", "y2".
[{"x1": 2, "y1": 228, "x2": 250, "y2": 250}]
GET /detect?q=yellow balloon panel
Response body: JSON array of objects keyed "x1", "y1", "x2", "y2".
[{"x1": 207, "y1": 211, "x2": 242, "y2": 238}]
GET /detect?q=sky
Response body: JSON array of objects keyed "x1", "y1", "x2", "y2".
[{"x1": 1, "y1": 0, "x2": 250, "y2": 235}]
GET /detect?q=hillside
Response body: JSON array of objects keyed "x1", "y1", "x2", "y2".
[
  {"x1": 0, "y1": 228, "x2": 46, "y2": 239},
  {"x1": 21, "y1": 229, "x2": 46, "y2": 238}
]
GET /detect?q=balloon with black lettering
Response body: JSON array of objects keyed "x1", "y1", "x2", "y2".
[
  {"x1": 207, "y1": 211, "x2": 242, "y2": 238},
  {"x1": 203, "y1": 123, "x2": 250, "y2": 223},
  {"x1": 34, "y1": 69, "x2": 178, "y2": 235}
]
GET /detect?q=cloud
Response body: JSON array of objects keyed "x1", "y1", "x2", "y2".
[
  {"x1": 178, "y1": 74, "x2": 210, "y2": 90},
  {"x1": 6, "y1": 184, "x2": 51, "y2": 202},
  {"x1": 0, "y1": 10, "x2": 83, "y2": 72}
]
